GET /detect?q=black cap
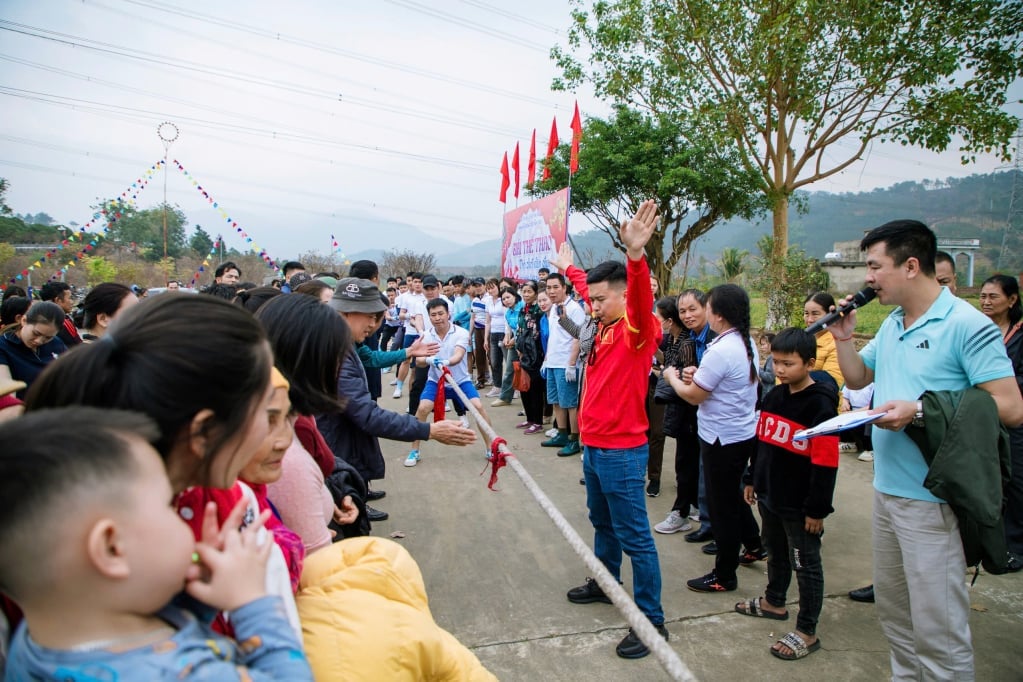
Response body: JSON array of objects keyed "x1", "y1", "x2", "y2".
[
  {"x1": 422, "y1": 275, "x2": 440, "y2": 288},
  {"x1": 329, "y1": 278, "x2": 387, "y2": 314},
  {"x1": 289, "y1": 272, "x2": 313, "y2": 289}
]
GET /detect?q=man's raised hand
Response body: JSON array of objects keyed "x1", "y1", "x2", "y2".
[
  {"x1": 549, "y1": 242, "x2": 574, "y2": 273},
  {"x1": 620, "y1": 199, "x2": 659, "y2": 260}
]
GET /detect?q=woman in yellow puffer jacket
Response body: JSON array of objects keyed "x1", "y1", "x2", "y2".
[
  {"x1": 803, "y1": 292, "x2": 845, "y2": 391},
  {"x1": 296, "y1": 537, "x2": 497, "y2": 681}
]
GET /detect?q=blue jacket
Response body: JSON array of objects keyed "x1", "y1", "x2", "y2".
[{"x1": 317, "y1": 347, "x2": 430, "y2": 482}]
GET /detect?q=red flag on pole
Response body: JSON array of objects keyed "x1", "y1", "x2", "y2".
[
  {"x1": 570, "y1": 102, "x2": 583, "y2": 175},
  {"x1": 499, "y1": 152, "x2": 510, "y2": 203},
  {"x1": 511, "y1": 142, "x2": 520, "y2": 199},
  {"x1": 542, "y1": 117, "x2": 559, "y2": 181},
  {"x1": 527, "y1": 128, "x2": 537, "y2": 186}
]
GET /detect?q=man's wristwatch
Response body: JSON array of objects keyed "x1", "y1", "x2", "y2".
[{"x1": 911, "y1": 400, "x2": 925, "y2": 428}]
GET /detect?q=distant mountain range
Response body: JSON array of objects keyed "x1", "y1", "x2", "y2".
[{"x1": 339, "y1": 170, "x2": 1022, "y2": 275}]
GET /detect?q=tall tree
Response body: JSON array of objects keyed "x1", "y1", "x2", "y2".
[
  {"x1": 381, "y1": 249, "x2": 437, "y2": 278},
  {"x1": 81, "y1": 255, "x2": 118, "y2": 287},
  {"x1": 0, "y1": 178, "x2": 11, "y2": 217},
  {"x1": 189, "y1": 225, "x2": 215, "y2": 257},
  {"x1": 554, "y1": 0, "x2": 1023, "y2": 311},
  {"x1": 97, "y1": 200, "x2": 188, "y2": 260},
  {"x1": 532, "y1": 104, "x2": 766, "y2": 291},
  {"x1": 718, "y1": 247, "x2": 749, "y2": 282}
]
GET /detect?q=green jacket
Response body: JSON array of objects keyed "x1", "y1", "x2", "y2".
[{"x1": 905, "y1": 388, "x2": 1011, "y2": 574}]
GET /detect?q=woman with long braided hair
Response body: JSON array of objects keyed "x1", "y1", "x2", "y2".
[{"x1": 663, "y1": 283, "x2": 764, "y2": 593}]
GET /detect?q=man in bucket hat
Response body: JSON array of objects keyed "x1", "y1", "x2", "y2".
[{"x1": 318, "y1": 279, "x2": 477, "y2": 520}]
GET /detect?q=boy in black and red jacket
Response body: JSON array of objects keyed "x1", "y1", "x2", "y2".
[{"x1": 737, "y1": 327, "x2": 839, "y2": 661}]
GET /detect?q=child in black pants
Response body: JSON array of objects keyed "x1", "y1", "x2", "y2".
[{"x1": 736, "y1": 328, "x2": 839, "y2": 661}]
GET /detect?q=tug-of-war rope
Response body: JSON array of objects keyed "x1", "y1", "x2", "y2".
[{"x1": 436, "y1": 365, "x2": 698, "y2": 682}]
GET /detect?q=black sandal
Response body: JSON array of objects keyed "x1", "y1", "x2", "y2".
[{"x1": 734, "y1": 597, "x2": 788, "y2": 620}]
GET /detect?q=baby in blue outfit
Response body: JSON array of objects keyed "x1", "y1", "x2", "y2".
[{"x1": 0, "y1": 408, "x2": 311, "y2": 681}]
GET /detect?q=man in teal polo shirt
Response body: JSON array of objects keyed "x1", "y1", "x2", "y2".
[{"x1": 830, "y1": 220, "x2": 1023, "y2": 680}]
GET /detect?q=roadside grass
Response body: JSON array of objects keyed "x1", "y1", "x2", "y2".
[{"x1": 751, "y1": 293, "x2": 980, "y2": 337}]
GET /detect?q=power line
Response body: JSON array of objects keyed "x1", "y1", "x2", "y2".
[
  {"x1": 0, "y1": 52, "x2": 502, "y2": 159},
  {"x1": 112, "y1": 0, "x2": 560, "y2": 107},
  {"x1": 0, "y1": 22, "x2": 527, "y2": 139},
  {"x1": 0, "y1": 157, "x2": 501, "y2": 241},
  {"x1": 0, "y1": 131, "x2": 492, "y2": 200},
  {"x1": 377, "y1": 0, "x2": 549, "y2": 51},
  {"x1": 0, "y1": 87, "x2": 493, "y2": 173},
  {"x1": 83, "y1": 0, "x2": 533, "y2": 139},
  {"x1": 457, "y1": 0, "x2": 564, "y2": 34}
]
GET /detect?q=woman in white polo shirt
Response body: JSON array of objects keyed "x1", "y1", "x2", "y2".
[{"x1": 663, "y1": 283, "x2": 764, "y2": 593}]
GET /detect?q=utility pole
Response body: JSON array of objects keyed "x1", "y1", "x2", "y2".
[{"x1": 997, "y1": 124, "x2": 1023, "y2": 272}]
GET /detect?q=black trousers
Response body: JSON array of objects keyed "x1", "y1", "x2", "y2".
[
  {"x1": 700, "y1": 436, "x2": 761, "y2": 582},
  {"x1": 669, "y1": 418, "x2": 700, "y2": 515},
  {"x1": 520, "y1": 369, "x2": 546, "y2": 424}
]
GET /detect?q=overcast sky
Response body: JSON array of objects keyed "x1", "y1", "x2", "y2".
[{"x1": 1, "y1": 0, "x2": 1019, "y2": 260}]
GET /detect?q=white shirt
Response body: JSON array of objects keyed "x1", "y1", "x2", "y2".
[
  {"x1": 545, "y1": 298, "x2": 586, "y2": 368},
  {"x1": 399, "y1": 291, "x2": 426, "y2": 335},
  {"x1": 486, "y1": 294, "x2": 506, "y2": 334},
  {"x1": 424, "y1": 323, "x2": 471, "y2": 384},
  {"x1": 841, "y1": 383, "x2": 874, "y2": 409},
  {"x1": 692, "y1": 329, "x2": 759, "y2": 445}
]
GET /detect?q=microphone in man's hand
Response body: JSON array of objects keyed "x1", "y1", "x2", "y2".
[{"x1": 806, "y1": 287, "x2": 877, "y2": 335}]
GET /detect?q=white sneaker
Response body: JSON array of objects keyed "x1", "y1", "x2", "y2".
[
  {"x1": 654, "y1": 510, "x2": 693, "y2": 534},
  {"x1": 404, "y1": 450, "x2": 420, "y2": 467},
  {"x1": 485, "y1": 388, "x2": 501, "y2": 398},
  {"x1": 444, "y1": 404, "x2": 451, "y2": 412},
  {"x1": 389, "y1": 379, "x2": 398, "y2": 386},
  {"x1": 545, "y1": 427, "x2": 559, "y2": 438},
  {"x1": 392, "y1": 387, "x2": 402, "y2": 399},
  {"x1": 858, "y1": 450, "x2": 874, "y2": 462},
  {"x1": 839, "y1": 442, "x2": 859, "y2": 453},
  {"x1": 459, "y1": 416, "x2": 471, "y2": 429}
]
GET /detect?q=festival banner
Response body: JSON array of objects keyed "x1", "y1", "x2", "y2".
[{"x1": 501, "y1": 188, "x2": 570, "y2": 282}]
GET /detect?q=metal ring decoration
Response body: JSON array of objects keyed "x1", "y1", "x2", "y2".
[{"x1": 157, "y1": 121, "x2": 179, "y2": 143}]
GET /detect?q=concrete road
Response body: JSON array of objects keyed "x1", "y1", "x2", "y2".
[{"x1": 368, "y1": 394, "x2": 1023, "y2": 681}]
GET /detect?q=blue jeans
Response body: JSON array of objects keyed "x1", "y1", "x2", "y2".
[{"x1": 583, "y1": 444, "x2": 664, "y2": 625}]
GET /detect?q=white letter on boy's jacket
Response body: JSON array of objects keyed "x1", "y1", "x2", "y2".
[{"x1": 771, "y1": 420, "x2": 790, "y2": 445}]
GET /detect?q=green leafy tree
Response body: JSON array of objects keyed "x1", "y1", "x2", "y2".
[
  {"x1": 97, "y1": 199, "x2": 188, "y2": 260},
  {"x1": 554, "y1": 0, "x2": 1023, "y2": 319},
  {"x1": 81, "y1": 255, "x2": 118, "y2": 287},
  {"x1": 752, "y1": 235, "x2": 829, "y2": 328},
  {"x1": 532, "y1": 104, "x2": 766, "y2": 291},
  {"x1": 156, "y1": 257, "x2": 177, "y2": 284},
  {"x1": 27, "y1": 212, "x2": 54, "y2": 227},
  {"x1": 0, "y1": 242, "x2": 15, "y2": 266},
  {"x1": 0, "y1": 178, "x2": 12, "y2": 216},
  {"x1": 717, "y1": 247, "x2": 749, "y2": 282},
  {"x1": 189, "y1": 225, "x2": 214, "y2": 257}
]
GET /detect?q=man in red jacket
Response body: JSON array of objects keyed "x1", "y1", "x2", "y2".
[{"x1": 563, "y1": 200, "x2": 667, "y2": 660}]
